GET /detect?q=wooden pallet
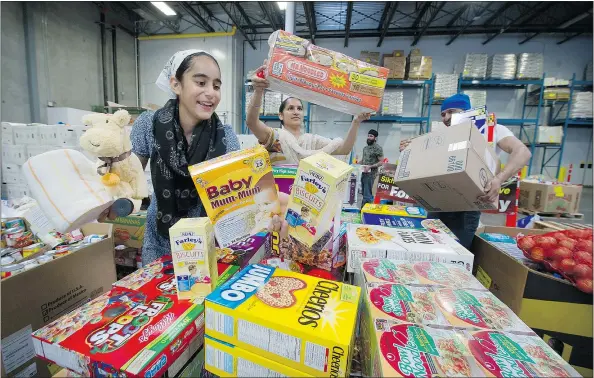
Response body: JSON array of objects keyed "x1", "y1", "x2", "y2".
[
  {"x1": 519, "y1": 208, "x2": 584, "y2": 219},
  {"x1": 533, "y1": 220, "x2": 593, "y2": 231}
]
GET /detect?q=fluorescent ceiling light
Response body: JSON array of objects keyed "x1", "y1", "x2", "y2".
[
  {"x1": 277, "y1": 2, "x2": 287, "y2": 11},
  {"x1": 151, "y1": 2, "x2": 176, "y2": 16}
]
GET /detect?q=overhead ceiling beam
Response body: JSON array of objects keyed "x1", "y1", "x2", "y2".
[
  {"x1": 446, "y1": 3, "x2": 493, "y2": 45},
  {"x1": 517, "y1": 2, "x2": 559, "y2": 26},
  {"x1": 482, "y1": 2, "x2": 556, "y2": 45},
  {"x1": 137, "y1": 2, "x2": 179, "y2": 33},
  {"x1": 197, "y1": 3, "x2": 215, "y2": 19},
  {"x1": 481, "y1": 2, "x2": 516, "y2": 26},
  {"x1": 557, "y1": 32, "x2": 583, "y2": 44},
  {"x1": 218, "y1": 2, "x2": 256, "y2": 49},
  {"x1": 377, "y1": 2, "x2": 398, "y2": 47},
  {"x1": 411, "y1": 1, "x2": 445, "y2": 46},
  {"x1": 412, "y1": 2, "x2": 432, "y2": 29},
  {"x1": 234, "y1": 2, "x2": 258, "y2": 35},
  {"x1": 446, "y1": 4, "x2": 468, "y2": 27},
  {"x1": 259, "y1": 2, "x2": 278, "y2": 30},
  {"x1": 519, "y1": 32, "x2": 540, "y2": 44},
  {"x1": 559, "y1": 8, "x2": 593, "y2": 29},
  {"x1": 303, "y1": 1, "x2": 315, "y2": 42},
  {"x1": 344, "y1": 1, "x2": 353, "y2": 47},
  {"x1": 178, "y1": 2, "x2": 214, "y2": 32}
]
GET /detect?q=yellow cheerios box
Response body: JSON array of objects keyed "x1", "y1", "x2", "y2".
[
  {"x1": 285, "y1": 152, "x2": 352, "y2": 248},
  {"x1": 189, "y1": 145, "x2": 281, "y2": 248},
  {"x1": 205, "y1": 335, "x2": 313, "y2": 377},
  {"x1": 169, "y1": 217, "x2": 218, "y2": 301},
  {"x1": 205, "y1": 264, "x2": 361, "y2": 377}
]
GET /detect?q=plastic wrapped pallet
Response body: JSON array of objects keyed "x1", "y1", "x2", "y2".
[
  {"x1": 381, "y1": 90, "x2": 403, "y2": 115},
  {"x1": 263, "y1": 91, "x2": 282, "y2": 115},
  {"x1": 487, "y1": 54, "x2": 517, "y2": 79},
  {"x1": 462, "y1": 53, "x2": 488, "y2": 79},
  {"x1": 570, "y1": 91, "x2": 593, "y2": 119},
  {"x1": 407, "y1": 56, "x2": 432, "y2": 79},
  {"x1": 463, "y1": 90, "x2": 487, "y2": 108},
  {"x1": 516, "y1": 53, "x2": 543, "y2": 80},
  {"x1": 265, "y1": 30, "x2": 388, "y2": 115},
  {"x1": 585, "y1": 61, "x2": 593, "y2": 81},
  {"x1": 433, "y1": 74, "x2": 458, "y2": 100}
]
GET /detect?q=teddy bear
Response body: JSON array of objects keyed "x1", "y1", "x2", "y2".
[{"x1": 79, "y1": 109, "x2": 148, "y2": 213}]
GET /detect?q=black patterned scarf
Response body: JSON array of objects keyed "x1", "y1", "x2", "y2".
[{"x1": 151, "y1": 98, "x2": 227, "y2": 237}]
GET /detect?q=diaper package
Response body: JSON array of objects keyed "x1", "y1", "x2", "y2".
[
  {"x1": 190, "y1": 145, "x2": 281, "y2": 248},
  {"x1": 265, "y1": 30, "x2": 389, "y2": 115}
]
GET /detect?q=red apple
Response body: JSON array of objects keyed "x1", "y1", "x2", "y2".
[
  {"x1": 559, "y1": 258, "x2": 576, "y2": 275},
  {"x1": 574, "y1": 264, "x2": 593, "y2": 279},
  {"x1": 575, "y1": 278, "x2": 593, "y2": 294}
]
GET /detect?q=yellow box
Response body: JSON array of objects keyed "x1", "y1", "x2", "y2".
[
  {"x1": 286, "y1": 152, "x2": 352, "y2": 249},
  {"x1": 189, "y1": 145, "x2": 281, "y2": 248},
  {"x1": 205, "y1": 264, "x2": 361, "y2": 377},
  {"x1": 169, "y1": 217, "x2": 218, "y2": 300},
  {"x1": 205, "y1": 335, "x2": 313, "y2": 377}
]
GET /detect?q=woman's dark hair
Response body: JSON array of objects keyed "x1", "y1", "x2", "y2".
[
  {"x1": 278, "y1": 97, "x2": 303, "y2": 114},
  {"x1": 175, "y1": 52, "x2": 220, "y2": 82}
]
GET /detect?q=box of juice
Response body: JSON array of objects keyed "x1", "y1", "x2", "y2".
[
  {"x1": 169, "y1": 218, "x2": 218, "y2": 301},
  {"x1": 189, "y1": 145, "x2": 281, "y2": 248},
  {"x1": 284, "y1": 152, "x2": 352, "y2": 270}
]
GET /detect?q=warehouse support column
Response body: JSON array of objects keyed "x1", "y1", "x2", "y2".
[
  {"x1": 23, "y1": 2, "x2": 41, "y2": 122},
  {"x1": 285, "y1": 2, "x2": 295, "y2": 34}
]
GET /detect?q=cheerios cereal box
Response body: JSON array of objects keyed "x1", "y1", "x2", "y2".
[
  {"x1": 359, "y1": 318, "x2": 580, "y2": 378},
  {"x1": 205, "y1": 335, "x2": 313, "y2": 377},
  {"x1": 204, "y1": 264, "x2": 360, "y2": 377},
  {"x1": 285, "y1": 152, "x2": 352, "y2": 270},
  {"x1": 190, "y1": 145, "x2": 281, "y2": 248},
  {"x1": 169, "y1": 218, "x2": 218, "y2": 301}
]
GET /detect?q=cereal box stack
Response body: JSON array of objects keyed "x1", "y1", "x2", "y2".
[
  {"x1": 265, "y1": 30, "x2": 389, "y2": 115},
  {"x1": 204, "y1": 264, "x2": 361, "y2": 377},
  {"x1": 190, "y1": 145, "x2": 281, "y2": 248},
  {"x1": 283, "y1": 152, "x2": 353, "y2": 271},
  {"x1": 357, "y1": 258, "x2": 581, "y2": 377}
]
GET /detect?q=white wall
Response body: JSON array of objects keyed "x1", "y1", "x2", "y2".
[
  {"x1": 139, "y1": 35, "x2": 244, "y2": 130},
  {"x1": 242, "y1": 33, "x2": 593, "y2": 182}
]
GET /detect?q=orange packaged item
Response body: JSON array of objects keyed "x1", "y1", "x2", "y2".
[{"x1": 265, "y1": 30, "x2": 389, "y2": 115}]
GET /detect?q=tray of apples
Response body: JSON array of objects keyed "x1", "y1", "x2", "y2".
[{"x1": 517, "y1": 228, "x2": 593, "y2": 294}]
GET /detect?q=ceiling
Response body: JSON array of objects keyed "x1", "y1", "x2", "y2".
[{"x1": 106, "y1": 1, "x2": 593, "y2": 48}]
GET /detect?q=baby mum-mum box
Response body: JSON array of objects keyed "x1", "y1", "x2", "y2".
[
  {"x1": 204, "y1": 264, "x2": 360, "y2": 377},
  {"x1": 169, "y1": 218, "x2": 218, "y2": 301},
  {"x1": 395, "y1": 120, "x2": 498, "y2": 212}
]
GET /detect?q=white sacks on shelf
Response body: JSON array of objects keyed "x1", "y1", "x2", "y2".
[
  {"x1": 570, "y1": 92, "x2": 593, "y2": 119},
  {"x1": 381, "y1": 90, "x2": 403, "y2": 115},
  {"x1": 463, "y1": 90, "x2": 487, "y2": 108},
  {"x1": 487, "y1": 54, "x2": 517, "y2": 80},
  {"x1": 462, "y1": 54, "x2": 488, "y2": 79},
  {"x1": 433, "y1": 74, "x2": 458, "y2": 100},
  {"x1": 2, "y1": 144, "x2": 27, "y2": 165},
  {"x1": 11, "y1": 124, "x2": 39, "y2": 145},
  {"x1": 22, "y1": 149, "x2": 114, "y2": 233},
  {"x1": 516, "y1": 53, "x2": 543, "y2": 80}
]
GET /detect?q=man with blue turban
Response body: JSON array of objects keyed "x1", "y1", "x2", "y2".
[{"x1": 400, "y1": 93, "x2": 531, "y2": 249}]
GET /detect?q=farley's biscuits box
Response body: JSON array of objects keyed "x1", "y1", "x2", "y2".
[
  {"x1": 266, "y1": 30, "x2": 389, "y2": 115},
  {"x1": 32, "y1": 287, "x2": 205, "y2": 377},
  {"x1": 169, "y1": 218, "x2": 218, "y2": 301},
  {"x1": 205, "y1": 264, "x2": 361, "y2": 377},
  {"x1": 359, "y1": 319, "x2": 581, "y2": 378},
  {"x1": 190, "y1": 145, "x2": 281, "y2": 248},
  {"x1": 285, "y1": 152, "x2": 352, "y2": 270}
]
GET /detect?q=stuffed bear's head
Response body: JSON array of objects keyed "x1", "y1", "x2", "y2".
[{"x1": 80, "y1": 109, "x2": 132, "y2": 158}]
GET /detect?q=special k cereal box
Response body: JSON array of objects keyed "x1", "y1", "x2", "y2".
[
  {"x1": 284, "y1": 152, "x2": 352, "y2": 269},
  {"x1": 205, "y1": 264, "x2": 361, "y2": 377},
  {"x1": 266, "y1": 30, "x2": 389, "y2": 115},
  {"x1": 359, "y1": 318, "x2": 580, "y2": 377},
  {"x1": 190, "y1": 145, "x2": 281, "y2": 248},
  {"x1": 169, "y1": 218, "x2": 218, "y2": 301}
]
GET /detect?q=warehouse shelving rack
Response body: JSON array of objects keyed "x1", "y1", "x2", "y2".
[
  {"x1": 457, "y1": 74, "x2": 546, "y2": 175},
  {"x1": 546, "y1": 74, "x2": 594, "y2": 178}
]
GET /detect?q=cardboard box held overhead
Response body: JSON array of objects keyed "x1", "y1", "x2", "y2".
[
  {"x1": 394, "y1": 120, "x2": 499, "y2": 212},
  {"x1": 519, "y1": 180, "x2": 582, "y2": 214},
  {"x1": 0, "y1": 223, "x2": 116, "y2": 378}
]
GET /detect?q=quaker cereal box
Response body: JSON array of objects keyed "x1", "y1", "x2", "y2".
[
  {"x1": 347, "y1": 224, "x2": 473, "y2": 273},
  {"x1": 32, "y1": 287, "x2": 205, "y2": 377},
  {"x1": 356, "y1": 259, "x2": 486, "y2": 291},
  {"x1": 205, "y1": 264, "x2": 360, "y2": 377},
  {"x1": 284, "y1": 152, "x2": 352, "y2": 270},
  {"x1": 266, "y1": 30, "x2": 389, "y2": 115},
  {"x1": 362, "y1": 283, "x2": 533, "y2": 333},
  {"x1": 190, "y1": 145, "x2": 281, "y2": 248},
  {"x1": 169, "y1": 218, "x2": 218, "y2": 301},
  {"x1": 360, "y1": 319, "x2": 580, "y2": 377},
  {"x1": 205, "y1": 335, "x2": 313, "y2": 377},
  {"x1": 272, "y1": 164, "x2": 297, "y2": 195}
]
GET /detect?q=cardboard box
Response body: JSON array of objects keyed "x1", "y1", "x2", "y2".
[
  {"x1": 205, "y1": 264, "x2": 360, "y2": 377},
  {"x1": 472, "y1": 226, "x2": 593, "y2": 376},
  {"x1": 383, "y1": 56, "x2": 406, "y2": 79},
  {"x1": 521, "y1": 126, "x2": 563, "y2": 144},
  {"x1": 103, "y1": 212, "x2": 146, "y2": 248},
  {"x1": 204, "y1": 335, "x2": 312, "y2": 377},
  {"x1": 395, "y1": 120, "x2": 499, "y2": 212},
  {"x1": 360, "y1": 50, "x2": 380, "y2": 65},
  {"x1": 519, "y1": 181, "x2": 583, "y2": 214},
  {"x1": 0, "y1": 223, "x2": 115, "y2": 378},
  {"x1": 407, "y1": 56, "x2": 432, "y2": 79},
  {"x1": 347, "y1": 224, "x2": 474, "y2": 274}
]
